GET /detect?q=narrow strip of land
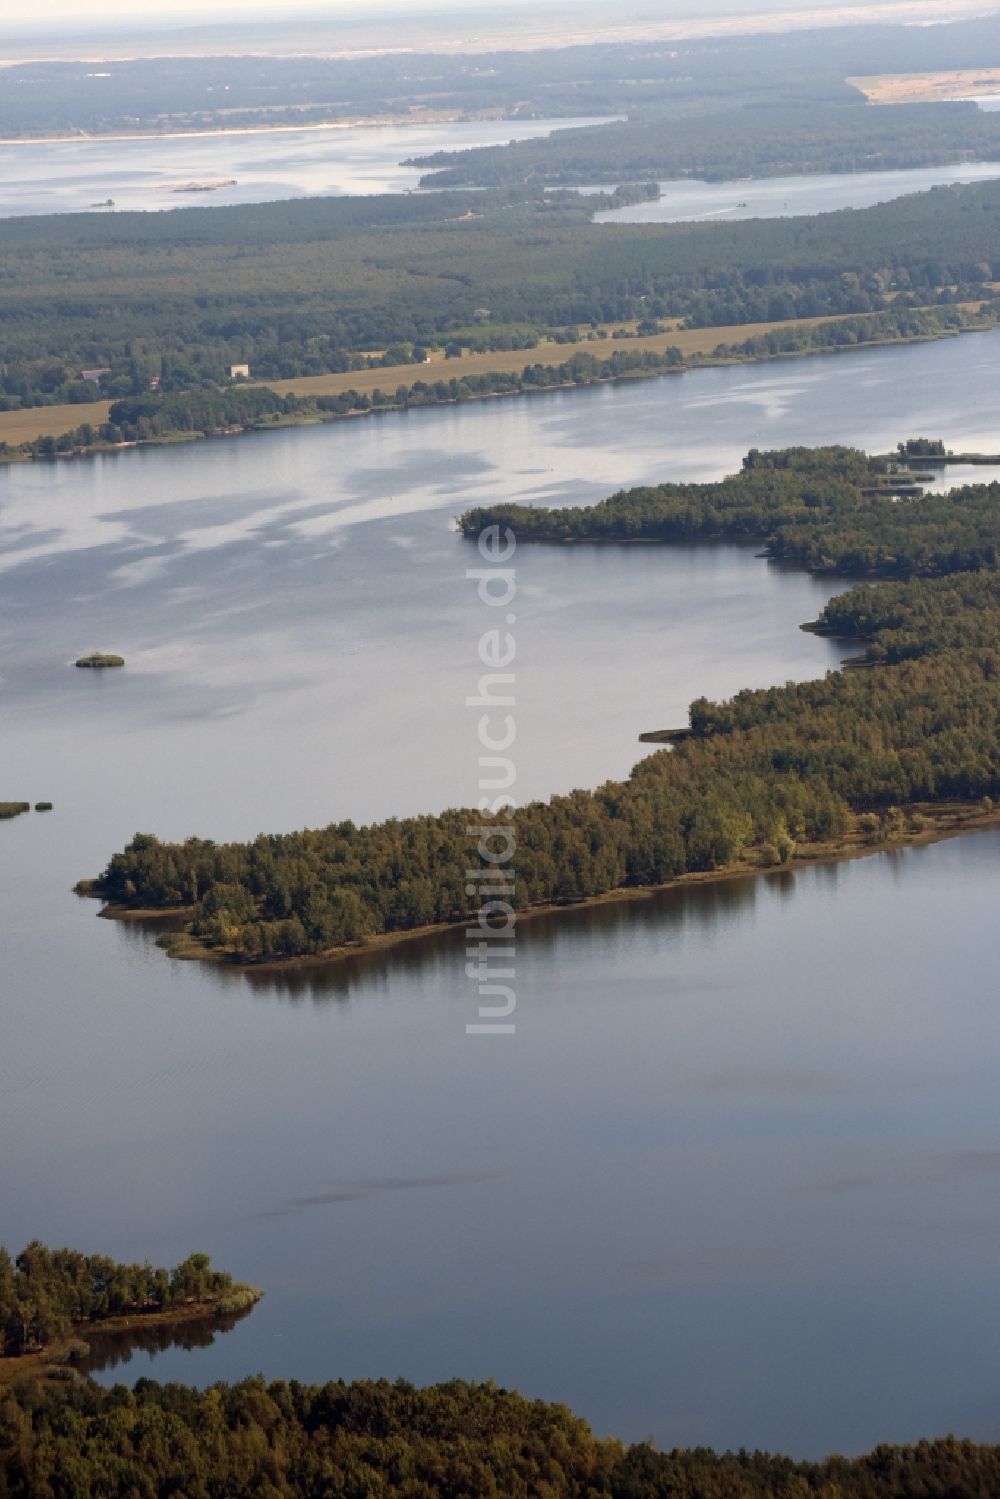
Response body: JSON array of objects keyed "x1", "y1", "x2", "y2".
[
  {"x1": 0, "y1": 308, "x2": 949, "y2": 449},
  {"x1": 261, "y1": 314, "x2": 860, "y2": 400}
]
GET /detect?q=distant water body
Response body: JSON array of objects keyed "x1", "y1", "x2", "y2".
[
  {"x1": 4, "y1": 126, "x2": 996, "y2": 224},
  {"x1": 594, "y1": 161, "x2": 1000, "y2": 225},
  {"x1": 0, "y1": 116, "x2": 606, "y2": 217}
]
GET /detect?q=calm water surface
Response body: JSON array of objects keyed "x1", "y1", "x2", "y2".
[
  {"x1": 593, "y1": 161, "x2": 1000, "y2": 224},
  {"x1": 0, "y1": 116, "x2": 605, "y2": 217},
  {"x1": 2, "y1": 332, "x2": 1000, "y2": 1456}
]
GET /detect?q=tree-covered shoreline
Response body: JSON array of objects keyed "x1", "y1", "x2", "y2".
[
  {"x1": 412, "y1": 98, "x2": 1000, "y2": 188},
  {"x1": 9, "y1": 301, "x2": 993, "y2": 464},
  {"x1": 2, "y1": 1373, "x2": 999, "y2": 1498},
  {"x1": 459, "y1": 441, "x2": 1000, "y2": 576},
  {"x1": 4, "y1": 173, "x2": 1000, "y2": 412},
  {"x1": 79, "y1": 444, "x2": 1000, "y2": 965},
  {"x1": 0, "y1": 1243, "x2": 259, "y2": 1362}
]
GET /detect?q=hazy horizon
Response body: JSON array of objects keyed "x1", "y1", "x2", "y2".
[{"x1": 11, "y1": 0, "x2": 998, "y2": 32}]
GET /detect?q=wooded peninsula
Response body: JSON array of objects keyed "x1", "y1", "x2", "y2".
[
  {"x1": 0, "y1": 1242, "x2": 260, "y2": 1370},
  {"x1": 79, "y1": 443, "x2": 1000, "y2": 965}
]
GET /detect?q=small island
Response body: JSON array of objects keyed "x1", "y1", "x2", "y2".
[
  {"x1": 0, "y1": 802, "x2": 30, "y2": 820},
  {"x1": 168, "y1": 179, "x2": 238, "y2": 194},
  {"x1": 75, "y1": 653, "x2": 125, "y2": 669},
  {"x1": 0, "y1": 1240, "x2": 261, "y2": 1384}
]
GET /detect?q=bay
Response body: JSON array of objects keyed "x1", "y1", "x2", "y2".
[{"x1": 2, "y1": 330, "x2": 999, "y2": 1456}]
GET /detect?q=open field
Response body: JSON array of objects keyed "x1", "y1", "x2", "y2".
[
  {"x1": 0, "y1": 398, "x2": 110, "y2": 446},
  {"x1": 851, "y1": 68, "x2": 1000, "y2": 103},
  {"x1": 260, "y1": 313, "x2": 879, "y2": 400},
  {"x1": 0, "y1": 306, "x2": 984, "y2": 451}
]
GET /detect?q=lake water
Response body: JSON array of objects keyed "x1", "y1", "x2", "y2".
[
  {"x1": 0, "y1": 116, "x2": 605, "y2": 217},
  {"x1": 3, "y1": 123, "x2": 993, "y2": 225},
  {"x1": 593, "y1": 161, "x2": 1000, "y2": 225},
  {"x1": 2, "y1": 331, "x2": 1000, "y2": 1457}
]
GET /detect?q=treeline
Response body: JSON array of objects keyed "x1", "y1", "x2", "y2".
[
  {"x1": 461, "y1": 442, "x2": 1000, "y2": 577},
  {"x1": 82, "y1": 452, "x2": 1000, "y2": 961},
  {"x1": 0, "y1": 32, "x2": 846, "y2": 139},
  {"x1": 813, "y1": 569, "x2": 1000, "y2": 663},
  {"x1": 414, "y1": 99, "x2": 1000, "y2": 188},
  {"x1": 702, "y1": 301, "x2": 988, "y2": 352},
  {"x1": 6, "y1": 16, "x2": 992, "y2": 140},
  {"x1": 6, "y1": 14, "x2": 1000, "y2": 139},
  {"x1": 21, "y1": 348, "x2": 691, "y2": 458},
  {"x1": 2, "y1": 1375, "x2": 999, "y2": 1498},
  {"x1": 21, "y1": 304, "x2": 995, "y2": 461},
  {"x1": 5, "y1": 174, "x2": 1000, "y2": 394},
  {"x1": 0, "y1": 1244, "x2": 245, "y2": 1357}
]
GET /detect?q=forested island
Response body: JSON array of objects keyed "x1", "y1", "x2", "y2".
[
  {"x1": 0, "y1": 803, "x2": 51, "y2": 819},
  {"x1": 0, "y1": 1242, "x2": 260, "y2": 1370},
  {"x1": 2, "y1": 1374, "x2": 999, "y2": 1498},
  {"x1": 75, "y1": 653, "x2": 124, "y2": 669},
  {"x1": 77, "y1": 444, "x2": 1000, "y2": 965}
]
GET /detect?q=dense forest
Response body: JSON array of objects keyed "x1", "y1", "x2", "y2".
[
  {"x1": 0, "y1": 1244, "x2": 253, "y2": 1358},
  {"x1": 460, "y1": 442, "x2": 1000, "y2": 576},
  {"x1": 2, "y1": 1374, "x2": 999, "y2": 1498},
  {"x1": 3, "y1": 174, "x2": 1000, "y2": 407},
  {"x1": 815, "y1": 569, "x2": 1000, "y2": 663},
  {"x1": 81, "y1": 445, "x2": 1000, "y2": 963},
  {"x1": 413, "y1": 100, "x2": 1000, "y2": 187},
  {"x1": 3, "y1": 16, "x2": 997, "y2": 138}
]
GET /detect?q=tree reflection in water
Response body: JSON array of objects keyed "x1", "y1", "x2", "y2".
[{"x1": 80, "y1": 1304, "x2": 255, "y2": 1376}]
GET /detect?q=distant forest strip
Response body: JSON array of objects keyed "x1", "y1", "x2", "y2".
[
  {"x1": 2, "y1": 169, "x2": 1000, "y2": 413},
  {"x1": 0, "y1": 1243, "x2": 258, "y2": 1360},
  {"x1": 3, "y1": 1375, "x2": 1000, "y2": 1499},
  {"x1": 412, "y1": 99, "x2": 1000, "y2": 187},
  {"x1": 9, "y1": 304, "x2": 992, "y2": 460},
  {"x1": 81, "y1": 446, "x2": 1000, "y2": 964},
  {"x1": 2, "y1": 17, "x2": 997, "y2": 138}
]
